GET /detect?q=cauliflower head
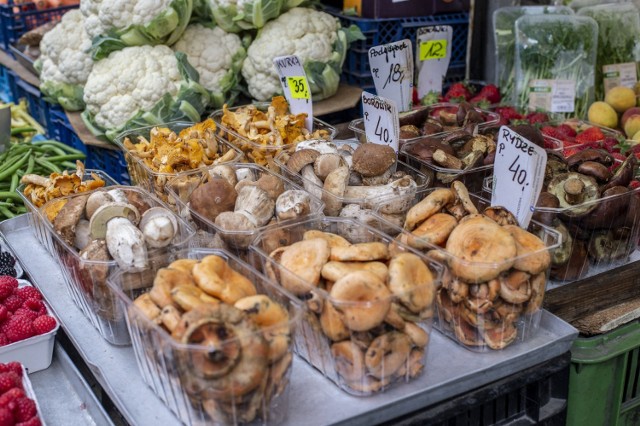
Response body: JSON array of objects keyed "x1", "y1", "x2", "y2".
[
  {"x1": 242, "y1": 7, "x2": 362, "y2": 101},
  {"x1": 37, "y1": 10, "x2": 93, "y2": 111},
  {"x1": 207, "y1": 0, "x2": 284, "y2": 32},
  {"x1": 82, "y1": 45, "x2": 210, "y2": 141},
  {"x1": 81, "y1": 0, "x2": 193, "y2": 60},
  {"x1": 172, "y1": 24, "x2": 246, "y2": 107}
]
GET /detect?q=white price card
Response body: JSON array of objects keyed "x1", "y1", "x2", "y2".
[
  {"x1": 368, "y1": 39, "x2": 414, "y2": 112},
  {"x1": 273, "y1": 55, "x2": 313, "y2": 131},
  {"x1": 528, "y1": 79, "x2": 575, "y2": 113},
  {"x1": 361, "y1": 91, "x2": 400, "y2": 153},
  {"x1": 416, "y1": 26, "x2": 452, "y2": 99},
  {"x1": 491, "y1": 126, "x2": 547, "y2": 228}
]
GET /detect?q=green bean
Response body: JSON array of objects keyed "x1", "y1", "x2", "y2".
[
  {"x1": 15, "y1": 207, "x2": 26, "y2": 214},
  {"x1": 10, "y1": 126, "x2": 36, "y2": 136},
  {"x1": 31, "y1": 140, "x2": 84, "y2": 155},
  {"x1": 0, "y1": 207, "x2": 14, "y2": 219},
  {"x1": 9, "y1": 174, "x2": 18, "y2": 192},
  {"x1": 34, "y1": 157, "x2": 61, "y2": 174},
  {"x1": 32, "y1": 145, "x2": 66, "y2": 156},
  {"x1": 25, "y1": 155, "x2": 35, "y2": 175},
  {"x1": 61, "y1": 161, "x2": 77, "y2": 170},
  {"x1": 0, "y1": 202, "x2": 13, "y2": 207},
  {"x1": 40, "y1": 154, "x2": 85, "y2": 163},
  {"x1": 0, "y1": 192, "x2": 22, "y2": 201},
  {"x1": 0, "y1": 150, "x2": 31, "y2": 181}
]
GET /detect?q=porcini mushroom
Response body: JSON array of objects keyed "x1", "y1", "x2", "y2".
[
  {"x1": 275, "y1": 190, "x2": 311, "y2": 221},
  {"x1": 139, "y1": 207, "x2": 178, "y2": 248}
]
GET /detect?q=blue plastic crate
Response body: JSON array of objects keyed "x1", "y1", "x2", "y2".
[
  {"x1": 0, "y1": 1, "x2": 77, "y2": 51},
  {"x1": 87, "y1": 146, "x2": 130, "y2": 185},
  {"x1": 6, "y1": 69, "x2": 52, "y2": 133},
  {"x1": 330, "y1": 10, "x2": 469, "y2": 92},
  {"x1": 48, "y1": 107, "x2": 88, "y2": 155},
  {"x1": 0, "y1": 66, "x2": 11, "y2": 103}
]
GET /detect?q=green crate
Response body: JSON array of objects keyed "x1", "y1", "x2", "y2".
[{"x1": 568, "y1": 320, "x2": 640, "y2": 426}]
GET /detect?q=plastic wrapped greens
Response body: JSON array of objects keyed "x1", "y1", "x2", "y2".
[
  {"x1": 514, "y1": 14, "x2": 598, "y2": 119},
  {"x1": 493, "y1": 6, "x2": 574, "y2": 104},
  {"x1": 578, "y1": 3, "x2": 640, "y2": 100}
]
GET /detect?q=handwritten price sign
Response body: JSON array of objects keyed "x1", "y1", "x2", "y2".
[
  {"x1": 419, "y1": 39, "x2": 448, "y2": 60},
  {"x1": 361, "y1": 91, "x2": 399, "y2": 152},
  {"x1": 273, "y1": 55, "x2": 313, "y2": 130},
  {"x1": 491, "y1": 126, "x2": 547, "y2": 227},
  {"x1": 368, "y1": 39, "x2": 413, "y2": 112},
  {"x1": 416, "y1": 26, "x2": 452, "y2": 99}
]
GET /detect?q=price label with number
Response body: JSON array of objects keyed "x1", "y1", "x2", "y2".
[
  {"x1": 273, "y1": 55, "x2": 313, "y2": 130},
  {"x1": 491, "y1": 126, "x2": 547, "y2": 228},
  {"x1": 368, "y1": 39, "x2": 413, "y2": 112},
  {"x1": 361, "y1": 91, "x2": 400, "y2": 152},
  {"x1": 416, "y1": 26, "x2": 452, "y2": 99}
]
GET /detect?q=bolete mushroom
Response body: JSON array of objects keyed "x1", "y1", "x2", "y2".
[
  {"x1": 139, "y1": 207, "x2": 178, "y2": 248},
  {"x1": 275, "y1": 190, "x2": 311, "y2": 221},
  {"x1": 234, "y1": 186, "x2": 275, "y2": 227},
  {"x1": 89, "y1": 202, "x2": 141, "y2": 239},
  {"x1": 189, "y1": 177, "x2": 237, "y2": 226},
  {"x1": 351, "y1": 143, "x2": 396, "y2": 178},
  {"x1": 547, "y1": 172, "x2": 599, "y2": 216},
  {"x1": 105, "y1": 217, "x2": 148, "y2": 271}
]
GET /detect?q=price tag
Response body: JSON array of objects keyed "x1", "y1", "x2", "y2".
[
  {"x1": 368, "y1": 39, "x2": 413, "y2": 112},
  {"x1": 603, "y1": 62, "x2": 638, "y2": 94},
  {"x1": 273, "y1": 55, "x2": 313, "y2": 130},
  {"x1": 361, "y1": 91, "x2": 400, "y2": 152},
  {"x1": 416, "y1": 26, "x2": 452, "y2": 99},
  {"x1": 528, "y1": 79, "x2": 575, "y2": 113},
  {"x1": 491, "y1": 126, "x2": 547, "y2": 228}
]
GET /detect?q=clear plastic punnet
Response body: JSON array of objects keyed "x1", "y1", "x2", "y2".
[
  {"x1": 368, "y1": 186, "x2": 562, "y2": 352},
  {"x1": 107, "y1": 248, "x2": 302, "y2": 425},
  {"x1": 250, "y1": 216, "x2": 444, "y2": 395},
  {"x1": 40, "y1": 186, "x2": 195, "y2": 345}
]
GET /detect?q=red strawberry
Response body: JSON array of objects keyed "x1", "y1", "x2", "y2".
[
  {"x1": 478, "y1": 84, "x2": 501, "y2": 104},
  {"x1": 12, "y1": 309, "x2": 37, "y2": 323},
  {"x1": 0, "y1": 406, "x2": 12, "y2": 426},
  {"x1": 602, "y1": 137, "x2": 620, "y2": 153},
  {"x1": 469, "y1": 95, "x2": 491, "y2": 108},
  {"x1": 3, "y1": 295, "x2": 22, "y2": 313},
  {"x1": 15, "y1": 288, "x2": 40, "y2": 302},
  {"x1": 12, "y1": 397, "x2": 36, "y2": 422},
  {"x1": 525, "y1": 112, "x2": 550, "y2": 124},
  {"x1": 556, "y1": 124, "x2": 577, "y2": 138},
  {"x1": 443, "y1": 82, "x2": 472, "y2": 102},
  {"x1": 576, "y1": 126, "x2": 605, "y2": 144},
  {"x1": 4, "y1": 316, "x2": 34, "y2": 343},
  {"x1": 412, "y1": 87, "x2": 420, "y2": 106},
  {"x1": 563, "y1": 147, "x2": 581, "y2": 157},
  {"x1": 16, "y1": 416, "x2": 41, "y2": 426},
  {"x1": 0, "y1": 388, "x2": 24, "y2": 407},
  {"x1": 541, "y1": 126, "x2": 563, "y2": 140},
  {"x1": 629, "y1": 180, "x2": 640, "y2": 190},
  {"x1": 32, "y1": 316, "x2": 56, "y2": 335},
  {"x1": 0, "y1": 373, "x2": 21, "y2": 395},
  {"x1": 494, "y1": 106, "x2": 522, "y2": 122},
  {"x1": 22, "y1": 300, "x2": 45, "y2": 316}
]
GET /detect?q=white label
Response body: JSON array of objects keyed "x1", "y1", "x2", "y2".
[
  {"x1": 273, "y1": 55, "x2": 313, "y2": 131},
  {"x1": 528, "y1": 79, "x2": 575, "y2": 113},
  {"x1": 603, "y1": 62, "x2": 638, "y2": 93},
  {"x1": 416, "y1": 26, "x2": 452, "y2": 99},
  {"x1": 491, "y1": 126, "x2": 547, "y2": 228},
  {"x1": 368, "y1": 39, "x2": 414, "y2": 112},
  {"x1": 361, "y1": 91, "x2": 400, "y2": 152}
]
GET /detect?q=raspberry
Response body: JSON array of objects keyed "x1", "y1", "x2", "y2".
[
  {"x1": 0, "y1": 407, "x2": 12, "y2": 426},
  {"x1": 0, "y1": 335, "x2": 9, "y2": 347},
  {"x1": 22, "y1": 300, "x2": 45, "y2": 316},
  {"x1": 32, "y1": 316, "x2": 56, "y2": 335},
  {"x1": 12, "y1": 309, "x2": 37, "y2": 323},
  {"x1": 0, "y1": 279, "x2": 16, "y2": 301},
  {"x1": 0, "y1": 278, "x2": 15, "y2": 290},
  {"x1": 576, "y1": 126, "x2": 605, "y2": 144},
  {"x1": 15, "y1": 288, "x2": 40, "y2": 302},
  {"x1": 0, "y1": 388, "x2": 24, "y2": 407},
  {"x1": 3, "y1": 295, "x2": 22, "y2": 313},
  {"x1": 16, "y1": 416, "x2": 41, "y2": 426},
  {"x1": 13, "y1": 397, "x2": 36, "y2": 422},
  {"x1": 5, "y1": 364, "x2": 21, "y2": 377},
  {"x1": 0, "y1": 306, "x2": 8, "y2": 323},
  {"x1": 4, "y1": 317, "x2": 34, "y2": 343},
  {"x1": 0, "y1": 373, "x2": 21, "y2": 395}
]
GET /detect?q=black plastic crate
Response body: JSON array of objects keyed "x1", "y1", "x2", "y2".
[
  {"x1": 0, "y1": 0, "x2": 77, "y2": 51},
  {"x1": 383, "y1": 352, "x2": 570, "y2": 426}
]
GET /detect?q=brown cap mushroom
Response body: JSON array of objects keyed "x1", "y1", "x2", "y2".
[{"x1": 352, "y1": 144, "x2": 396, "y2": 177}]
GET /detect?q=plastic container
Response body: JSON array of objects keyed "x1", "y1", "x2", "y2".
[
  {"x1": 86, "y1": 145, "x2": 130, "y2": 185},
  {"x1": 165, "y1": 163, "x2": 324, "y2": 257},
  {"x1": 16, "y1": 169, "x2": 118, "y2": 257},
  {"x1": 369, "y1": 187, "x2": 561, "y2": 351},
  {"x1": 349, "y1": 103, "x2": 501, "y2": 149},
  {"x1": 0, "y1": 0, "x2": 77, "y2": 51},
  {"x1": 0, "y1": 237, "x2": 24, "y2": 279},
  {"x1": 250, "y1": 216, "x2": 444, "y2": 395},
  {"x1": 114, "y1": 121, "x2": 244, "y2": 205},
  {"x1": 273, "y1": 139, "x2": 431, "y2": 218},
  {"x1": 40, "y1": 186, "x2": 196, "y2": 345},
  {"x1": 0, "y1": 280, "x2": 59, "y2": 373},
  {"x1": 210, "y1": 103, "x2": 337, "y2": 166},
  {"x1": 106, "y1": 247, "x2": 302, "y2": 426},
  {"x1": 327, "y1": 9, "x2": 469, "y2": 92},
  {"x1": 567, "y1": 320, "x2": 640, "y2": 426},
  {"x1": 21, "y1": 366, "x2": 46, "y2": 423},
  {"x1": 536, "y1": 118, "x2": 624, "y2": 158}
]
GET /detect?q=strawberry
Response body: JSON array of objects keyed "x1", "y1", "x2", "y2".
[
  {"x1": 469, "y1": 95, "x2": 491, "y2": 109},
  {"x1": 576, "y1": 126, "x2": 605, "y2": 144},
  {"x1": 443, "y1": 82, "x2": 472, "y2": 102},
  {"x1": 4, "y1": 316, "x2": 34, "y2": 343},
  {"x1": 412, "y1": 87, "x2": 420, "y2": 106},
  {"x1": 525, "y1": 112, "x2": 550, "y2": 124},
  {"x1": 494, "y1": 106, "x2": 523, "y2": 122},
  {"x1": 602, "y1": 137, "x2": 619, "y2": 153},
  {"x1": 32, "y1": 316, "x2": 56, "y2": 335},
  {"x1": 22, "y1": 299, "x2": 45, "y2": 317},
  {"x1": 0, "y1": 407, "x2": 12, "y2": 426},
  {"x1": 541, "y1": 126, "x2": 563, "y2": 140},
  {"x1": 629, "y1": 180, "x2": 640, "y2": 190},
  {"x1": 12, "y1": 397, "x2": 36, "y2": 422},
  {"x1": 543, "y1": 137, "x2": 560, "y2": 150},
  {"x1": 16, "y1": 416, "x2": 41, "y2": 426},
  {"x1": 556, "y1": 124, "x2": 577, "y2": 138},
  {"x1": 478, "y1": 84, "x2": 501, "y2": 104},
  {"x1": 0, "y1": 373, "x2": 21, "y2": 395},
  {"x1": 15, "y1": 288, "x2": 40, "y2": 302},
  {"x1": 0, "y1": 388, "x2": 24, "y2": 407},
  {"x1": 3, "y1": 295, "x2": 22, "y2": 313},
  {"x1": 563, "y1": 147, "x2": 581, "y2": 157}
]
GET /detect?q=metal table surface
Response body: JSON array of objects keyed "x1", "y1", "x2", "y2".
[{"x1": 1, "y1": 214, "x2": 578, "y2": 425}]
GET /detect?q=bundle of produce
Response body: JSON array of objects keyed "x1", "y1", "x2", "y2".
[
  {"x1": 1, "y1": 100, "x2": 45, "y2": 143},
  {"x1": 207, "y1": 0, "x2": 304, "y2": 32}
]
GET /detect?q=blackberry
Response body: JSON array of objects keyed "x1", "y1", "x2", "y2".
[
  {"x1": 0, "y1": 252, "x2": 14, "y2": 268},
  {"x1": 0, "y1": 265, "x2": 16, "y2": 278}
]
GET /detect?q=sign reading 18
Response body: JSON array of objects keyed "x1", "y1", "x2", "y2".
[
  {"x1": 374, "y1": 116, "x2": 391, "y2": 143},
  {"x1": 508, "y1": 155, "x2": 528, "y2": 188}
]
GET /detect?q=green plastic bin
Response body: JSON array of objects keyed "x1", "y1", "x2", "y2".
[{"x1": 568, "y1": 320, "x2": 640, "y2": 426}]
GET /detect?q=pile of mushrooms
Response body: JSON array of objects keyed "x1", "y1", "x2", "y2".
[
  {"x1": 46, "y1": 188, "x2": 180, "y2": 320},
  {"x1": 391, "y1": 182, "x2": 550, "y2": 350},
  {"x1": 535, "y1": 149, "x2": 639, "y2": 281},
  {"x1": 170, "y1": 164, "x2": 313, "y2": 249},
  {"x1": 279, "y1": 140, "x2": 419, "y2": 230},
  {"x1": 396, "y1": 102, "x2": 489, "y2": 141},
  {"x1": 132, "y1": 255, "x2": 292, "y2": 424},
  {"x1": 263, "y1": 229, "x2": 435, "y2": 394}
]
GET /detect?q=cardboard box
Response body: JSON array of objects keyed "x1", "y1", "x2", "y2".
[{"x1": 327, "y1": 0, "x2": 470, "y2": 18}]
